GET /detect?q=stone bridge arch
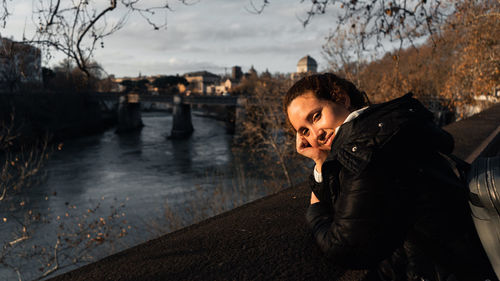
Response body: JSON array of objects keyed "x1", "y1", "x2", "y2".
[{"x1": 92, "y1": 93, "x2": 244, "y2": 138}]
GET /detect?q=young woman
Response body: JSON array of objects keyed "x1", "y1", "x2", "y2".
[{"x1": 284, "y1": 73, "x2": 495, "y2": 281}]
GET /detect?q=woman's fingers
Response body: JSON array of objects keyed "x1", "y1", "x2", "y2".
[
  {"x1": 296, "y1": 133, "x2": 329, "y2": 163},
  {"x1": 298, "y1": 140, "x2": 310, "y2": 151},
  {"x1": 296, "y1": 133, "x2": 309, "y2": 151},
  {"x1": 298, "y1": 144, "x2": 322, "y2": 160}
]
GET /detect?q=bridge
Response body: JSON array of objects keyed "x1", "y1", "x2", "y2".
[
  {"x1": 91, "y1": 93, "x2": 244, "y2": 138},
  {"x1": 94, "y1": 93, "x2": 240, "y2": 105}
]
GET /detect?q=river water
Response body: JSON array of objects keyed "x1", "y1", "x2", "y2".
[{"x1": 1, "y1": 112, "x2": 286, "y2": 280}]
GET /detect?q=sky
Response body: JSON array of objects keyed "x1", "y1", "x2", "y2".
[{"x1": 1, "y1": 0, "x2": 343, "y2": 78}]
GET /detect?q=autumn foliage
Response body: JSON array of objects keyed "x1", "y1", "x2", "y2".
[
  {"x1": 441, "y1": 0, "x2": 499, "y2": 106},
  {"x1": 325, "y1": 0, "x2": 499, "y2": 112}
]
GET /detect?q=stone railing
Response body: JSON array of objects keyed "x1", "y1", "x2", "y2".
[{"x1": 50, "y1": 104, "x2": 500, "y2": 281}]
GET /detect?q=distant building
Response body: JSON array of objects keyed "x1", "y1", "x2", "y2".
[
  {"x1": 248, "y1": 65, "x2": 257, "y2": 77},
  {"x1": 231, "y1": 66, "x2": 243, "y2": 82},
  {"x1": 0, "y1": 37, "x2": 42, "y2": 91},
  {"x1": 208, "y1": 65, "x2": 246, "y2": 96},
  {"x1": 261, "y1": 68, "x2": 272, "y2": 79},
  {"x1": 184, "y1": 71, "x2": 220, "y2": 95},
  {"x1": 291, "y1": 55, "x2": 318, "y2": 80},
  {"x1": 109, "y1": 64, "x2": 252, "y2": 96},
  {"x1": 297, "y1": 55, "x2": 317, "y2": 73},
  {"x1": 212, "y1": 78, "x2": 231, "y2": 95}
]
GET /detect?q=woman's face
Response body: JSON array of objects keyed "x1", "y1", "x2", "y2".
[{"x1": 287, "y1": 92, "x2": 350, "y2": 151}]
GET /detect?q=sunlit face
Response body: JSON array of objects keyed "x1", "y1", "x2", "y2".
[{"x1": 287, "y1": 92, "x2": 350, "y2": 151}]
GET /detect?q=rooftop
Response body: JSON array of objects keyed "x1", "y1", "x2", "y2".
[
  {"x1": 184, "y1": 71, "x2": 220, "y2": 78},
  {"x1": 297, "y1": 55, "x2": 317, "y2": 67}
]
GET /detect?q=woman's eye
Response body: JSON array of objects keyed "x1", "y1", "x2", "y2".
[
  {"x1": 313, "y1": 112, "x2": 321, "y2": 122},
  {"x1": 301, "y1": 129, "x2": 309, "y2": 136}
]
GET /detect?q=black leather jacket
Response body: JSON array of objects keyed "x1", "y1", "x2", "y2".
[{"x1": 306, "y1": 94, "x2": 495, "y2": 280}]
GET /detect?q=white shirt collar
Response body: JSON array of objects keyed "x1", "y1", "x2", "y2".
[
  {"x1": 315, "y1": 106, "x2": 369, "y2": 183},
  {"x1": 334, "y1": 106, "x2": 369, "y2": 135}
]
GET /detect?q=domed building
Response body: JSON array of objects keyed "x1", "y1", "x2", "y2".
[
  {"x1": 297, "y1": 55, "x2": 318, "y2": 73},
  {"x1": 291, "y1": 55, "x2": 318, "y2": 80}
]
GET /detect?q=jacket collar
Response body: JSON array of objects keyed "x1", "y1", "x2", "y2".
[
  {"x1": 329, "y1": 93, "x2": 436, "y2": 175},
  {"x1": 334, "y1": 106, "x2": 369, "y2": 136}
]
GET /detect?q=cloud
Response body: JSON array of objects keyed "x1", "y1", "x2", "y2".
[
  {"x1": 2, "y1": 0, "x2": 339, "y2": 76},
  {"x1": 99, "y1": 56, "x2": 227, "y2": 77}
]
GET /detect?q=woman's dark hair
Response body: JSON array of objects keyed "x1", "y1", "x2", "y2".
[{"x1": 283, "y1": 73, "x2": 370, "y2": 118}]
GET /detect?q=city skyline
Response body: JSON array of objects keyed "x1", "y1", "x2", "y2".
[{"x1": 1, "y1": 0, "x2": 340, "y2": 77}]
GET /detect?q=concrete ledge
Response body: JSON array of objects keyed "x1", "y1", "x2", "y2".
[
  {"x1": 444, "y1": 104, "x2": 500, "y2": 161},
  {"x1": 50, "y1": 103, "x2": 500, "y2": 281},
  {"x1": 50, "y1": 184, "x2": 367, "y2": 281}
]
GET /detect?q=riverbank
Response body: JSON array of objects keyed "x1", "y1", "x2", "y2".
[
  {"x1": 2, "y1": 112, "x2": 283, "y2": 281},
  {"x1": 49, "y1": 103, "x2": 500, "y2": 280},
  {"x1": 0, "y1": 92, "x2": 116, "y2": 144}
]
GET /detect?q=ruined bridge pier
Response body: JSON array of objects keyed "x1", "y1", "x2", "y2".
[
  {"x1": 170, "y1": 95, "x2": 194, "y2": 139},
  {"x1": 169, "y1": 94, "x2": 244, "y2": 138},
  {"x1": 116, "y1": 93, "x2": 144, "y2": 133},
  {"x1": 97, "y1": 93, "x2": 243, "y2": 138}
]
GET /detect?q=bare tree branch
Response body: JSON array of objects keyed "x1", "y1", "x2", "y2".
[
  {"x1": 0, "y1": 0, "x2": 188, "y2": 80},
  {"x1": 39, "y1": 238, "x2": 60, "y2": 279},
  {"x1": 245, "y1": 0, "x2": 269, "y2": 14},
  {"x1": 254, "y1": 0, "x2": 454, "y2": 51},
  {"x1": 46, "y1": 0, "x2": 60, "y2": 26},
  {"x1": 0, "y1": 0, "x2": 11, "y2": 28},
  {"x1": 8, "y1": 234, "x2": 29, "y2": 247},
  {"x1": 76, "y1": 0, "x2": 118, "y2": 77}
]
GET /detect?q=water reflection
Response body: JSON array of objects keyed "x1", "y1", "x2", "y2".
[
  {"x1": 171, "y1": 138, "x2": 193, "y2": 172},
  {"x1": 1, "y1": 112, "x2": 282, "y2": 280},
  {"x1": 0, "y1": 112, "x2": 271, "y2": 221}
]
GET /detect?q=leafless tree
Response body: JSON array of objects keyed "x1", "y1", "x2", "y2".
[
  {"x1": 322, "y1": 26, "x2": 374, "y2": 87},
  {"x1": 0, "y1": 114, "x2": 131, "y2": 280},
  {"x1": 0, "y1": 113, "x2": 49, "y2": 280},
  {"x1": 234, "y1": 75, "x2": 309, "y2": 190},
  {"x1": 0, "y1": 0, "x2": 9, "y2": 28},
  {"x1": 0, "y1": 114, "x2": 48, "y2": 202},
  {"x1": 249, "y1": 0, "x2": 454, "y2": 50},
  {"x1": 0, "y1": 0, "x2": 191, "y2": 78}
]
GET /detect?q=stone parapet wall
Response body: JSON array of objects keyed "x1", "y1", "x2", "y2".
[
  {"x1": 50, "y1": 104, "x2": 500, "y2": 281},
  {"x1": 444, "y1": 104, "x2": 500, "y2": 161}
]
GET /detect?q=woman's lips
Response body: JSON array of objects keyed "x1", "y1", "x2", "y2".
[{"x1": 321, "y1": 132, "x2": 334, "y2": 149}]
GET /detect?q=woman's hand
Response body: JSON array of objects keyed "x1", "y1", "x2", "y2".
[{"x1": 296, "y1": 133, "x2": 328, "y2": 172}]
